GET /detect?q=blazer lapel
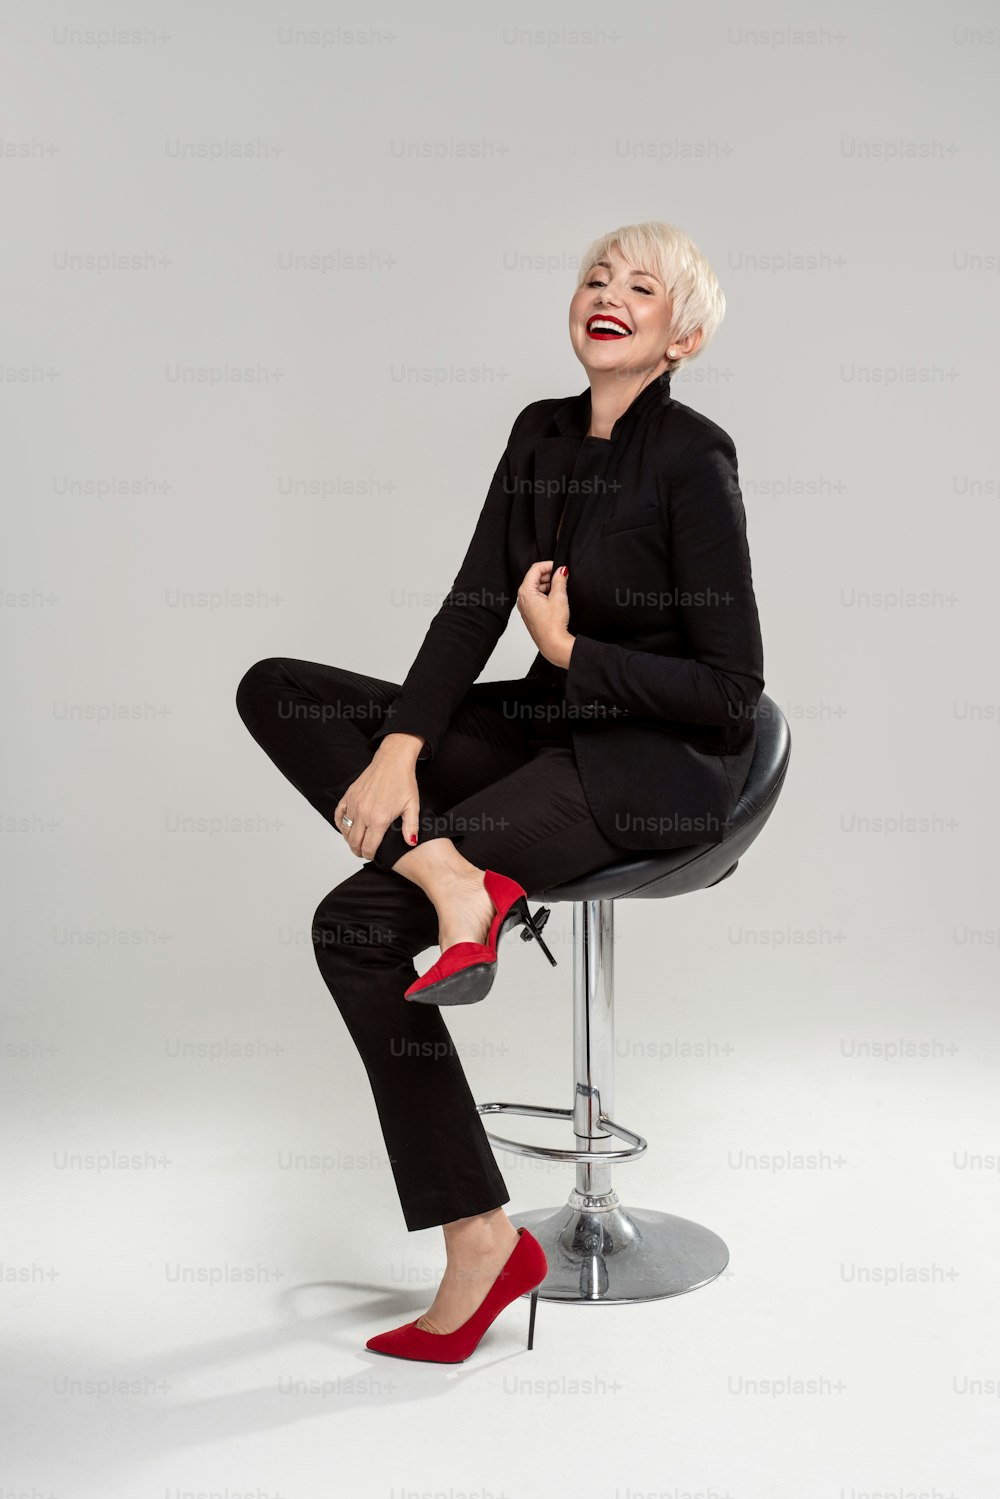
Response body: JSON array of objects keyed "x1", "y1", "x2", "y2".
[
  {"x1": 529, "y1": 435, "x2": 586, "y2": 559},
  {"x1": 561, "y1": 438, "x2": 621, "y2": 567}
]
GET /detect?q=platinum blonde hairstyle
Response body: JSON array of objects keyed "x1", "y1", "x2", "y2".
[{"x1": 575, "y1": 221, "x2": 726, "y2": 373}]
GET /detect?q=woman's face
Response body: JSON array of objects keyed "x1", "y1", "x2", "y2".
[{"x1": 569, "y1": 244, "x2": 674, "y2": 381}]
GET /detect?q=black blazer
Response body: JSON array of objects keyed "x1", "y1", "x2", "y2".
[{"x1": 371, "y1": 370, "x2": 765, "y2": 851}]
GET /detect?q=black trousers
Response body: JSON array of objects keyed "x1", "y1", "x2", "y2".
[{"x1": 234, "y1": 656, "x2": 634, "y2": 1232}]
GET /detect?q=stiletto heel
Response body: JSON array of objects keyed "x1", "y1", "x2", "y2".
[
  {"x1": 515, "y1": 899, "x2": 558, "y2": 967},
  {"x1": 365, "y1": 1227, "x2": 548, "y2": 1364},
  {"x1": 405, "y1": 869, "x2": 558, "y2": 1006}
]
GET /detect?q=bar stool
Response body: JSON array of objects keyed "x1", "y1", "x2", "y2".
[{"x1": 476, "y1": 693, "x2": 791, "y2": 1304}]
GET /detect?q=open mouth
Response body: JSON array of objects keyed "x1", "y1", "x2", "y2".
[{"x1": 586, "y1": 315, "x2": 633, "y2": 341}]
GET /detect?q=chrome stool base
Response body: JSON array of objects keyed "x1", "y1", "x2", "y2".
[
  {"x1": 477, "y1": 899, "x2": 732, "y2": 1306},
  {"x1": 508, "y1": 1194, "x2": 729, "y2": 1304}
]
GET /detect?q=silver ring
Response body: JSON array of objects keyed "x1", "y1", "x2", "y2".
[{"x1": 341, "y1": 814, "x2": 354, "y2": 830}]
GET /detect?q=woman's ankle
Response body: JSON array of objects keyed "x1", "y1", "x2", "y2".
[
  {"x1": 442, "y1": 1207, "x2": 516, "y2": 1251},
  {"x1": 421, "y1": 861, "x2": 488, "y2": 915}
]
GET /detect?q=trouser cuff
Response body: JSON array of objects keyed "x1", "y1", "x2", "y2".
[{"x1": 372, "y1": 807, "x2": 468, "y2": 872}]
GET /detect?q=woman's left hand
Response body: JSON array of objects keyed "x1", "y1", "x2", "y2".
[{"x1": 516, "y1": 561, "x2": 575, "y2": 669}]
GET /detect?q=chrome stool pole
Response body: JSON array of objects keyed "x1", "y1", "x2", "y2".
[{"x1": 476, "y1": 898, "x2": 730, "y2": 1304}]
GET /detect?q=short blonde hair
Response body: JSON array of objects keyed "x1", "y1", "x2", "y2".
[{"x1": 575, "y1": 221, "x2": 726, "y2": 373}]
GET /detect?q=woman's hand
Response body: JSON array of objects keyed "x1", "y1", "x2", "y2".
[
  {"x1": 516, "y1": 561, "x2": 575, "y2": 669},
  {"x1": 333, "y1": 736, "x2": 423, "y2": 861}
]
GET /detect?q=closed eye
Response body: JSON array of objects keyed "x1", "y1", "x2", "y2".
[{"x1": 586, "y1": 279, "x2": 654, "y2": 295}]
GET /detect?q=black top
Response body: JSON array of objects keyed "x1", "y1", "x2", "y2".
[{"x1": 525, "y1": 434, "x2": 614, "y2": 749}]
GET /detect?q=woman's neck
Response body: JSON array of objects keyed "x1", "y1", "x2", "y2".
[{"x1": 586, "y1": 366, "x2": 665, "y2": 441}]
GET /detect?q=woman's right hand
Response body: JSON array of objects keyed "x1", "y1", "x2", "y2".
[{"x1": 333, "y1": 735, "x2": 424, "y2": 861}]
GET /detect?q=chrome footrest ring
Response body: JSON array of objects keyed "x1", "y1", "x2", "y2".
[{"x1": 475, "y1": 1100, "x2": 647, "y2": 1163}]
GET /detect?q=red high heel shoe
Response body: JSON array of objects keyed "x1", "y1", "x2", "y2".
[
  {"x1": 365, "y1": 1226, "x2": 548, "y2": 1364},
  {"x1": 404, "y1": 868, "x2": 557, "y2": 1007}
]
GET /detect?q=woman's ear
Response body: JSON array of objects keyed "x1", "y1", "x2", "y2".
[{"x1": 673, "y1": 327, "x2": 704, "y2": 361}]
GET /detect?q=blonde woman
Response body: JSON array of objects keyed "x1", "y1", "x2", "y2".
[{"x1": 236, "y1": 221, "x2": 765, "y2": 1363}]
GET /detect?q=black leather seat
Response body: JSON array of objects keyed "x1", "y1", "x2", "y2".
[{"x1": 532, "y1": 692, "x2": 791, "y2": 904}]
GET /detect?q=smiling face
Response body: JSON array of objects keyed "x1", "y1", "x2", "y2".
[{"x1": 569, "y1": 243, "x2": 676, "y2": 382}]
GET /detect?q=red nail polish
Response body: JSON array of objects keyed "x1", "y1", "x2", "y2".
[
  {"x1": 409, "y1": 833, "x2": 417, "y2": 844},
  {"x1": 559, "y1": 566, "x2": 568, "y2": 576}
]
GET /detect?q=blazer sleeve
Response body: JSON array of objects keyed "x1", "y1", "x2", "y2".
[
  {"x1": 369, "y1": 409, "x2": 526, "y2": 761},
  {"x1": 563, "y1": 426, "x2": 765, "y2": 731}
]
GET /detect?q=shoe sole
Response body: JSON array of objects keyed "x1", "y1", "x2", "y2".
[
  {"x1": 405, "y1": 901, "x2": 549, "y2": 1007},
  {"x1": 405, "y1": 960, "x2": 496, "y2": 1006}
]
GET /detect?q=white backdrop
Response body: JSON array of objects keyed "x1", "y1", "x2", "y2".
[{"x1": 3, "y1": 1, "x2": 998, "y2": 1494}]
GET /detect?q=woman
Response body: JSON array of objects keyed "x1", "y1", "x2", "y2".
[{"x1": 236, "y1": 220, "x2": 765, "y2": 1363}]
